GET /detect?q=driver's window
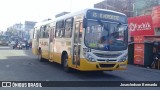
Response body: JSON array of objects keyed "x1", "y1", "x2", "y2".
[
  {"x1": 110, "y1": 24, "x2": 118, "y2": 34},
  {"x1": 110, "y1": 23, "x2": 126, "y2": 43}
]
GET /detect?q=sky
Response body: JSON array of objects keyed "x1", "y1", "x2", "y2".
[{"x1": 0, "y1": 0, "x2": 103, "y2": 31}]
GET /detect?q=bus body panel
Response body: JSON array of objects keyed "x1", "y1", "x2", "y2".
[
  {"x1": 32, "y1": 39, "x2": 39, "y2": 55},
  {"x1": 39, "y1": 38, "x2": 50, "y2": 59},
  {"x1": 67, "y1": 58, "x2": 127, "y2": 71}
]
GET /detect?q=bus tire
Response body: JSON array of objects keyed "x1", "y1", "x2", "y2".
[
  {"x1": 63, "y1": 54, "x2": 71, "y2": 72},
  {"x1": 38, "y1": 50, "x2": 45, "y2": 62}
]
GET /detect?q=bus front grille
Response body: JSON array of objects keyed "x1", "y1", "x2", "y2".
[
  {"x1": 97, "y1": 59, "x2": 117, "y2": 62},
  {"x1": 94, "y1": 53, "x2": 121, "y2": 58},
  {"x1": 99, "y1": 64, "x2": 115, "y2": 68}
]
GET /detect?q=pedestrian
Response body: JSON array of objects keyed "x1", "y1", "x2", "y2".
[
  {"x1": 29, "y1": 41, "x2": 32, "y2": 48},
  {"x1": 25, "y1": 41, "x2": 29, "y2": 50}
]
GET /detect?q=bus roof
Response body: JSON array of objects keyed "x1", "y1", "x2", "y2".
[
  {"x1": 55, "y1": 8, "x2": 126, "y2": 21},
  {"x1": 34, "y1": 20, "x2": 54, "y2": 28},
  {"x1": 34, "y1": 8, "x2": 126, "y2": 27},
  {"x1": 90, "y1": 8, "x2": 126, "y2": 16}
]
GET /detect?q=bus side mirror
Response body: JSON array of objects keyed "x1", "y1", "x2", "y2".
[
  {"x1": 83, "y1": 18, "x2": 87, "y2": 28},
  {"x1": 117, "y1": 23, "x2": 122, "y2": 28}
]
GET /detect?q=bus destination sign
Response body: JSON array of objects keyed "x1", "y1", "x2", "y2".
[
  {"x1": 92, "y1": 12, "x2": 119, "y2": 21},
  {"x1": 86, "y1": 10, "x2": 126, "y2": 23}
]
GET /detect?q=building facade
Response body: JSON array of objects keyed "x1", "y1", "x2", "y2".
[
  {"x1": 134, "y1": 0, "x2": 160, "y2": 16},
  {"x1": 24, "y1": 21, "x2": 37, "y2": 41},
  {"x1": 94, "y1": 0, "x2": 134, "y2": 17},
  {"x1": 6, "y1": 21, "x2": 36, "y2": 41},
  {"x1": 94, "y1": 0, "x2": 160, "y2": 17}
]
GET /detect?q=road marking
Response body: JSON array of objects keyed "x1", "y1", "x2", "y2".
[
  {"x1": 0, "y1": 50, "x2": 28, "y2": 60},
  {"x1": 0, "y1": 46, "x2": 10, "y2": 49}
]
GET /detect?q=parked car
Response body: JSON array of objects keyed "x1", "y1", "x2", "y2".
[{"x1": 10, "y1": 41, "x2": 16, "y2": 46}]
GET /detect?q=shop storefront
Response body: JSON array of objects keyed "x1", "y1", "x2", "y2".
[{"x1": 128, "y1": 6, "x2": 160, "y2": 69}]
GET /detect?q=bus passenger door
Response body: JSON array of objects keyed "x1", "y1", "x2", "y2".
[
  {"x1": 72, "y1": 21, "x2": 82, "y2": 67},
  {"x1": 49, "y1": 27, "x2": 55, "y2": 60}
]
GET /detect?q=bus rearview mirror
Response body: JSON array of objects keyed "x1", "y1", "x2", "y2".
[{"x1": 83, "y1": 18, "x2": 87, "y2": 28}]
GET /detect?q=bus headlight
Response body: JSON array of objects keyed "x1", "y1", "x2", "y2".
[
  {"x1": 86, "y1": 54, "x2": 96, "y2": 62},
  {"x1": 119, "y1": 55, "x2": 128, "y2": 62}
]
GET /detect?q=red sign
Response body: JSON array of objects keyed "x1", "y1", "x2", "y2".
[
  {"x1": 128, "y1": 15, "x2": 154, "y2": 36},
  {"x1": 134, "y1": 44, "x2": 144, "y2": 65},
  {"x1": 134, "y1": 35, "x2": 144, "y2": 43},
  {"x1": 152, "y1": 6, "x2": 160, "y2": 28}
]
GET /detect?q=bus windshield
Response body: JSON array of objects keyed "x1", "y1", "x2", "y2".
[{"x1": 84, "y1": 20, "x2": 127, "y2": 51}]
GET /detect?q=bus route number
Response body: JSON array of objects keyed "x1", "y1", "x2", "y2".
[{"x1": 83, "y1": 48, "x2": 91, "y2": 52}]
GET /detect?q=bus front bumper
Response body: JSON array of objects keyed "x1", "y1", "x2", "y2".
[{"x1": 76, "y1": 59, "x2": 128, "y2": 71}]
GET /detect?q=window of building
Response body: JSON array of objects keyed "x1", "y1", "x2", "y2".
[{"x1": 155, "y1": 28, "x2": 160, "y2": 35}]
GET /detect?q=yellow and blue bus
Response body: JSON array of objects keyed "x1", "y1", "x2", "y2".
[{"x1": 32, "y1": 8, "x2": 128, "y2": 72}]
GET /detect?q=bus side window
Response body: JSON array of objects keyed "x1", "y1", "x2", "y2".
[
  {"x1": 45, "y1": 25, "x2": 50, "y2": 38},
  {"x1": 56, "y1": 21, "x2": 64, "y2": 38},
  {"x1": 50, "y1": 28, "x2": 53, "y2": 42},
  {"x1": 40, "y1": 26, "x2": 44, "y2": 38},
  {"x1": 43, "y1": 26, "x2": 46, "y2": 38},
  {"x1": 37, "y1": 27, "x2": 40, "y2": 39},
  {"x1": 33, "y1": 28, "x2": 36, "y2": 39},
  {"x1": 40, "y1": 26, "x2": 46, "y2": 38},
  {"x1": 39, "y1": 25, "x2": 49, "y2": 38},
  {"x1": 79, "y1": 22, "x2": 82, "y2": 38},
  {"x1": 65, "y1": 18, "x2": 73, "y2": 38}
]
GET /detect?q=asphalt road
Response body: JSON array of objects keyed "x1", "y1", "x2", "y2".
[{"x1": 0, "y1": 46, "x2": 160, "y2": 90}]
